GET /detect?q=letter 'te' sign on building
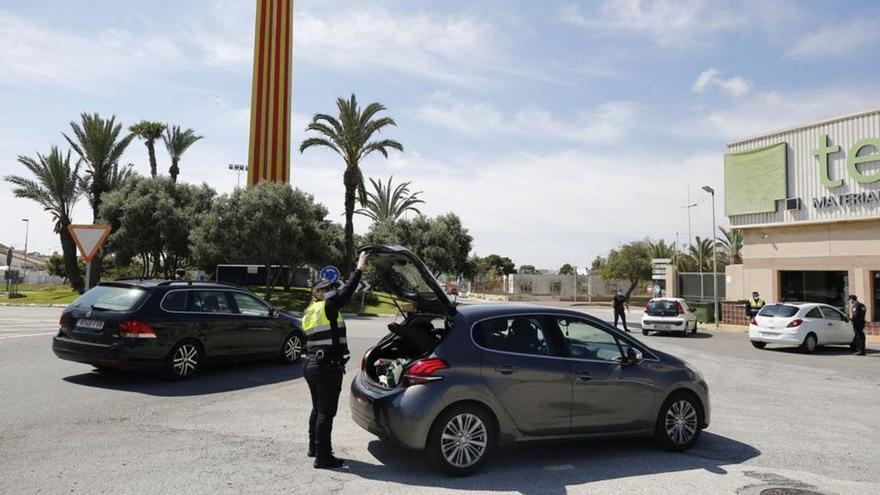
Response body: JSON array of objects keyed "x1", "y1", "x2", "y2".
[{"x1": 67, "y1": 224, "x2": 112, "y2": 263}]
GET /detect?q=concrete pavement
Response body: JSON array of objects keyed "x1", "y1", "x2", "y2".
[{"x1": 0, "y1": 305, "x2": 878, "y2": 494}]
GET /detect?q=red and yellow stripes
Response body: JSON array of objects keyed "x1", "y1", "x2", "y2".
[{"x1": 248, "y1": 0, "x2": 293, "y2": 185}]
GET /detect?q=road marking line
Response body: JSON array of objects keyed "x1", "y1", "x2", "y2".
[{"x1": 0, "y1": 332, "x2": 56, "y2": 339}]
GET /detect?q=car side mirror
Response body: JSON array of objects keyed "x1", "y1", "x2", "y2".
[
  {"x1": 269, "y1": 307, "x2": 277, "y2": 318},
  {"x1": 624, "y1": 347, "x2": 643, "y2": 365}
]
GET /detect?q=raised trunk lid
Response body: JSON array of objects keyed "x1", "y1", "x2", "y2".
[{"x1": 359, "y1": 244, "x2": 456, "y2": 317}]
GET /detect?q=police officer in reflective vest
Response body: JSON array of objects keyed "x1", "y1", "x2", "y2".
[
  {"x1": 302, "y1": 252, "x2": 366, "y2": 469},
  {"x1": 746, "y1": 291, "x2": 765, "y2": 317}
]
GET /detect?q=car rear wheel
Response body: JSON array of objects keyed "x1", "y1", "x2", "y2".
[
  {"x1": 165, "y1": 341, "x2": 202, "y2": 379},
  {"x1": 642, "y1": 329, "x2": 649, "y2": 336},
  {"x1": 428, "y1": 404, "x2": 496, "y2": 476},
  {"x1": 281, "y1": 331, "x2": 305, "y2": 364},
  {"x1": 800, "y1": 333, "x2": 818, "y2": 354},
  {"x1": 654, "y1": 392, "x2": 703, "y2": 451},
  {"x1": 751, "y1": 341, "x2": 766, "y2": 349}
]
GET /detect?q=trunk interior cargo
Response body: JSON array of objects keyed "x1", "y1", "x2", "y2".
[{"x1": 364, "y1": 314, "x2": 447, "y2": 389}]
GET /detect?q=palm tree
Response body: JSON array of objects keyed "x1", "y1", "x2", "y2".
[
  {"x1": 717, "y1": 227, "x2": 743, "y2": 265},
  {"x1": 648, "y1": 239, "x2": 675, "y2": 259},
  {"x1": 129, "y1": 121, "x2": 166, "y2": 177},
  {"x1": 300, "y1": 94, "x2": 403, "y2": 274},
  {"x1": 162, "y1": 125, "x2": 202, "y2": 183},
  {"x1": 4, "y1": 147, "x2": 85, "y2": 293},
  {"x1": 683, "y1": 236, "x2": 714, "y2": 272},
  {"x1": 64, "y1": 112, "x2": 133, "y2": 287},
  {"x1": 64, "y1": 113, "x2": 133, "y2": 222},
  {"x1": 355, "y1": 176, "x2": 424, "y2": 223}
]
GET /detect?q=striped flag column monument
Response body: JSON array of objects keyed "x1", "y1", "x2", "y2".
[{"x1": 248, "y1": 0, "x2": 293, "y2": 185}]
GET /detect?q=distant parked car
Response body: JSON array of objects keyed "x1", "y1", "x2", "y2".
[
  {"x1": 748, "y1": 302, "x2": 855, "y2": 353},
  {"x1": 641, "y1": 298, "x2": 698, "y2": 336},
  {"x1": 350, "y1": 245, "x2": 710, "y2": 476},
  {"x1": 52, "y1": 280, "x2": 306, "y2": 378}
]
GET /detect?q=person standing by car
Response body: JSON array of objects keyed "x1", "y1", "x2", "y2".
[
  {"x1": 746, "y1": 291, "x2": 765, "y2": 317},
  {"x1": 849, "y1": 294, "x2": 867, "y2": 356},
  {"x1": 302, "y1": 252, "x2": 367, "y2": 469},
  {"x1": 613, "y1": 289, "x2": 630, "y2": 332}
]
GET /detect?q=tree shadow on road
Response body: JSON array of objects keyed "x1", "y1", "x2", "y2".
[
  {"x1": 62, "y1": 360, "x2": 304, "y2": 397},
  {"x1": 344, "y1": 431, "x2": 759, "y2": 495}
]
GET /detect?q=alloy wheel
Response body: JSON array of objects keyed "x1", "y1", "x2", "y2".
[
  {"x1": 665, "y1": 400, "x2": 698, "y2": 445},
  {"x1": 172, "y1": 344, "x2": 199, "y2": 377},
  {"x1": 440, "y1": 413, "x2": 488, "y2": 468},
  {"x1": 284, "y1": 334, "x2": 303, "y2": 362}
]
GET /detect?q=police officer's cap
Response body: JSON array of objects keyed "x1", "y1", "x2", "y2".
[{"x1": 313, "y1": 279, "x2": 340, "y2": 291}]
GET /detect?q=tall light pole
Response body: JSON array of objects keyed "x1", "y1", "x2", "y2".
[
  {"x1": 21, "y1": 219, "x2": 29, "y2": 279},
  {"x1": 228, "y1": 163, "x2": 247, "y2": 189},
  {"x1": 572, "y1": 265, "x2": 578, "y2": 304},
  {"x1": 702, "y1": 186, "x2": 719, "y2": 328}
]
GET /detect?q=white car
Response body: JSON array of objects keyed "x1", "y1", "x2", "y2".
[
  {"x1": 748, "y1": 302, "x2": 855, "y2": 353},
  {"x1": 641, "y1": 298, "x2": 698, "y2": 336}
]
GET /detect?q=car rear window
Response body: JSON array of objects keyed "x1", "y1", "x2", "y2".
[
  {"x1": 71, "y1": 285, "x2": 148, "y2": 311},
  {"x1": 758, "y1": 304, "x2": 799, "y2": 318},
  {"x1": 647, "y1": 300, "x2": 679, "y2": 313}
]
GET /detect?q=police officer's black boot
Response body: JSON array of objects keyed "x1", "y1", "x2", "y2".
[{"x1": 313, "y1": 454, "x2": 344, "y2": 469}]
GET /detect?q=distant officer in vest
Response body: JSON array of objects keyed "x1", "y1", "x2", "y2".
[
  {"x1": 849, "y1": 294, "x2": 867, "y2": 356},
  {"x1": 746, "y1": 291, "x2": 765, "y2": 317},
  {"x1": 302, "y1": 252, "x2": 367, "y2": 469},
  {"x1": 613, "y1": 289, "x2": 630, "y2": 332}
]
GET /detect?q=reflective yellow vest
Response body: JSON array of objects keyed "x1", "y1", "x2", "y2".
[
  {"x1": 749, "y1": 297, "x2": 765, "y2": 308},
  {"x1": 302, "y1": 300, "x2": 347, "y2": 350}
]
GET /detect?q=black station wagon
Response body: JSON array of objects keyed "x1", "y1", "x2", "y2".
[{"x1": 52, "y1": 280, "x2": 306, "y2": 378}]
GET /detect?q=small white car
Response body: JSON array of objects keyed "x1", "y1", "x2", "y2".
[
  {"x1": 641, "y1": 298, "x2": 698, "y2": 336},
  {"x1": 749, "y1": 302, "x2": 855, "y2": 353}
]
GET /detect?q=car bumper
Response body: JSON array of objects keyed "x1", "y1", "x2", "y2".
[
  {"x1": 748, "y1": 325, "x2": 803, "y2": 345},
  {"x1": 349, "y1": 371, "x2": 446, "y2": 451},
  {"x1": 642, "y1": 318, "x2": 688, "y2": 331},
  {"x1": 52, "y1": 335, "x2": 165, "y2": 370}
]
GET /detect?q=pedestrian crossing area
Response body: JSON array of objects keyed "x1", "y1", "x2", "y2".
[{"x1": 0, "y1": 313, "x2": 60, "y2": 340}]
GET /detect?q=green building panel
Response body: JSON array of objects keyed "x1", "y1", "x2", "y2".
[{"x1": 724, "y1": 142, "x2": 787, "y2": 217}]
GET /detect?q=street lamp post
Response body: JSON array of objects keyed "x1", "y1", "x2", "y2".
[
  {"x1": 702, "y1": 186, "x2": 719, "y2": 329},
  {"x1": 228, "y1": 163, "x2": 247, "y2": 189},
  {"x1": 573, "y1": 265, "x2": 577, "y2": 304},
  {"x1": 21, "y1": 218, "x2": 29, "y2": 281}
]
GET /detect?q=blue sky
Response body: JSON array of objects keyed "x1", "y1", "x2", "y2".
[{"x1": 2, "y1": 0, "x2": 879, "y2": 270}]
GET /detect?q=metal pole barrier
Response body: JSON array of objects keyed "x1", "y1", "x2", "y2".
[
  {"x1": 85, "y1": 262, "x2": 92, "y2": 292},
  {"x1": 711, "y1": 192, "x2": 719, "y2": 329}
]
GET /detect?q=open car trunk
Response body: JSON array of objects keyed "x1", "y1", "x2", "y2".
[{"x1": 363, "y1": 313, "x2": 448, "y2": 389}]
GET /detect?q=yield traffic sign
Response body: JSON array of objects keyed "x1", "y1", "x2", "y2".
[{"x1": 67, "y1": 224, "x2": 111, "y2": 263}]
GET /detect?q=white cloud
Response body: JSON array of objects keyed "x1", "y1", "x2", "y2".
[
  {"x1": 559, "y1": 0, "x2": 742, "y2": 47},
  {"x1": 0, "y1": 9, "x2": 181, "y2": 90},
  {"x1": 691, "y1": 68, "x2": 752, "y2": 97},
  {"x1": 787, "y1": 19, "x2": 880, "y2": 58},
  {"x1": 683, "y1": 85, "x2": 880, "y2": 141},
  {"x1": 413, "y1": 94, "x2": 638, "y2": 145}
]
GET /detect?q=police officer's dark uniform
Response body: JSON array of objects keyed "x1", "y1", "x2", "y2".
[
  {"x1": 302, "y1": 263, "x2": 362, "y2": 469},
  {"x1": 850, "y1": 294, "x2": 867, "y2": 356},
  {"x1": 613, "y1": 291, "x2": 629, "y2": 332}
]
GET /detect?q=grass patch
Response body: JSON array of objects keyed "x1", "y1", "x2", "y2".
[{"x1": 2, "y1": 284, "x2": 79, "y2": 305}]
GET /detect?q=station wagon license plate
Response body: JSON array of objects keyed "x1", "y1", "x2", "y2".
[
  {"x1": 655, "y1": 324, "x2": 671, "y2": 330},
  {"x1": 75, "y1": 319, "x2": 105, "y2": 332}
]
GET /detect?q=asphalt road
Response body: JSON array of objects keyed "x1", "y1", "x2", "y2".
[{"x1": 1, "y1": 304, "x2": 878, "y2": 495}]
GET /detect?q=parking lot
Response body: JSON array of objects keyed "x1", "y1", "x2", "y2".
[{"x1": 1, "y1": 304, "x2": 878, "y2": 494}]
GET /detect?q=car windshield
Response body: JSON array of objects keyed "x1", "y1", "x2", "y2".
[
  {"x1": 758, "y1": 304, "x2": 799, "y2": 318},
  {"x1": 71, "y1": 285, "x2": 148, "y2": 311}
]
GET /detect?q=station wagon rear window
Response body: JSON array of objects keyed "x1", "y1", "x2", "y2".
[
  {"x1": 758, "y1": 304, "x2": 799, "y2": 318},
  {"x1": 71, "y1": 285, "x2": 147, "y2": 311}
]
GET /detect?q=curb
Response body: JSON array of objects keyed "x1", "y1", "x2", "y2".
[{"x1": 0, "y1": 302, "x2": 69, "y2": 308}]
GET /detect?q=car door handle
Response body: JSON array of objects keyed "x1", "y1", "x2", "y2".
[
  {"x1": 574, "y1": 372, "x2": 592, "y2": 382},
  {"x1": 494, "y1": 365, "x2": 517, "y2": 375}
]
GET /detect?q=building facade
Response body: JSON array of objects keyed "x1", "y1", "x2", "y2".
[{"x1": 724, "y1": 108, "x2": 880, "y2": 331}]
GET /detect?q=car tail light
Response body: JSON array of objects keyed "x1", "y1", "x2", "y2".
[
  {"x1": 119, "y1": 320, "x2": 157, "y2": 339},
  {"x1": 786, "y1": 319, "x2": 803, "y2": 328},
  {"x1": 59, "y1": 313, "x2": 68, "y2": 328},
  {"x1": 644, "y1": 303, "x2": 649, "y2": 313},
  {"x1": 749, "y1": 316, "x2": 757, "y2": 326},
  {"x1": 402, "y1": 358, "x2": 448, "y2": 387},
  {"x1": 677, "y1": 303, "x2": 684, "y2": 315}
]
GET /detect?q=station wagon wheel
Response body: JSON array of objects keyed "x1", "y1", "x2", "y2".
[
  {"x1": 165, "y1": 341, "x2": 201, "y2": 379},
  {"x1": 282, "y1": 332, "x2": 304, "y2": 363},
  {"x1": 655, "y1": 392, "x2": 703, "y2": 451},
  {"x1": 429, "y1": 404, "x2": 496, "y2": 476}
]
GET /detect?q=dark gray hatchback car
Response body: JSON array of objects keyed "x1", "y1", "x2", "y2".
[{"x1": 351, "y1": 246, "x2": 711, "y2": 476}]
